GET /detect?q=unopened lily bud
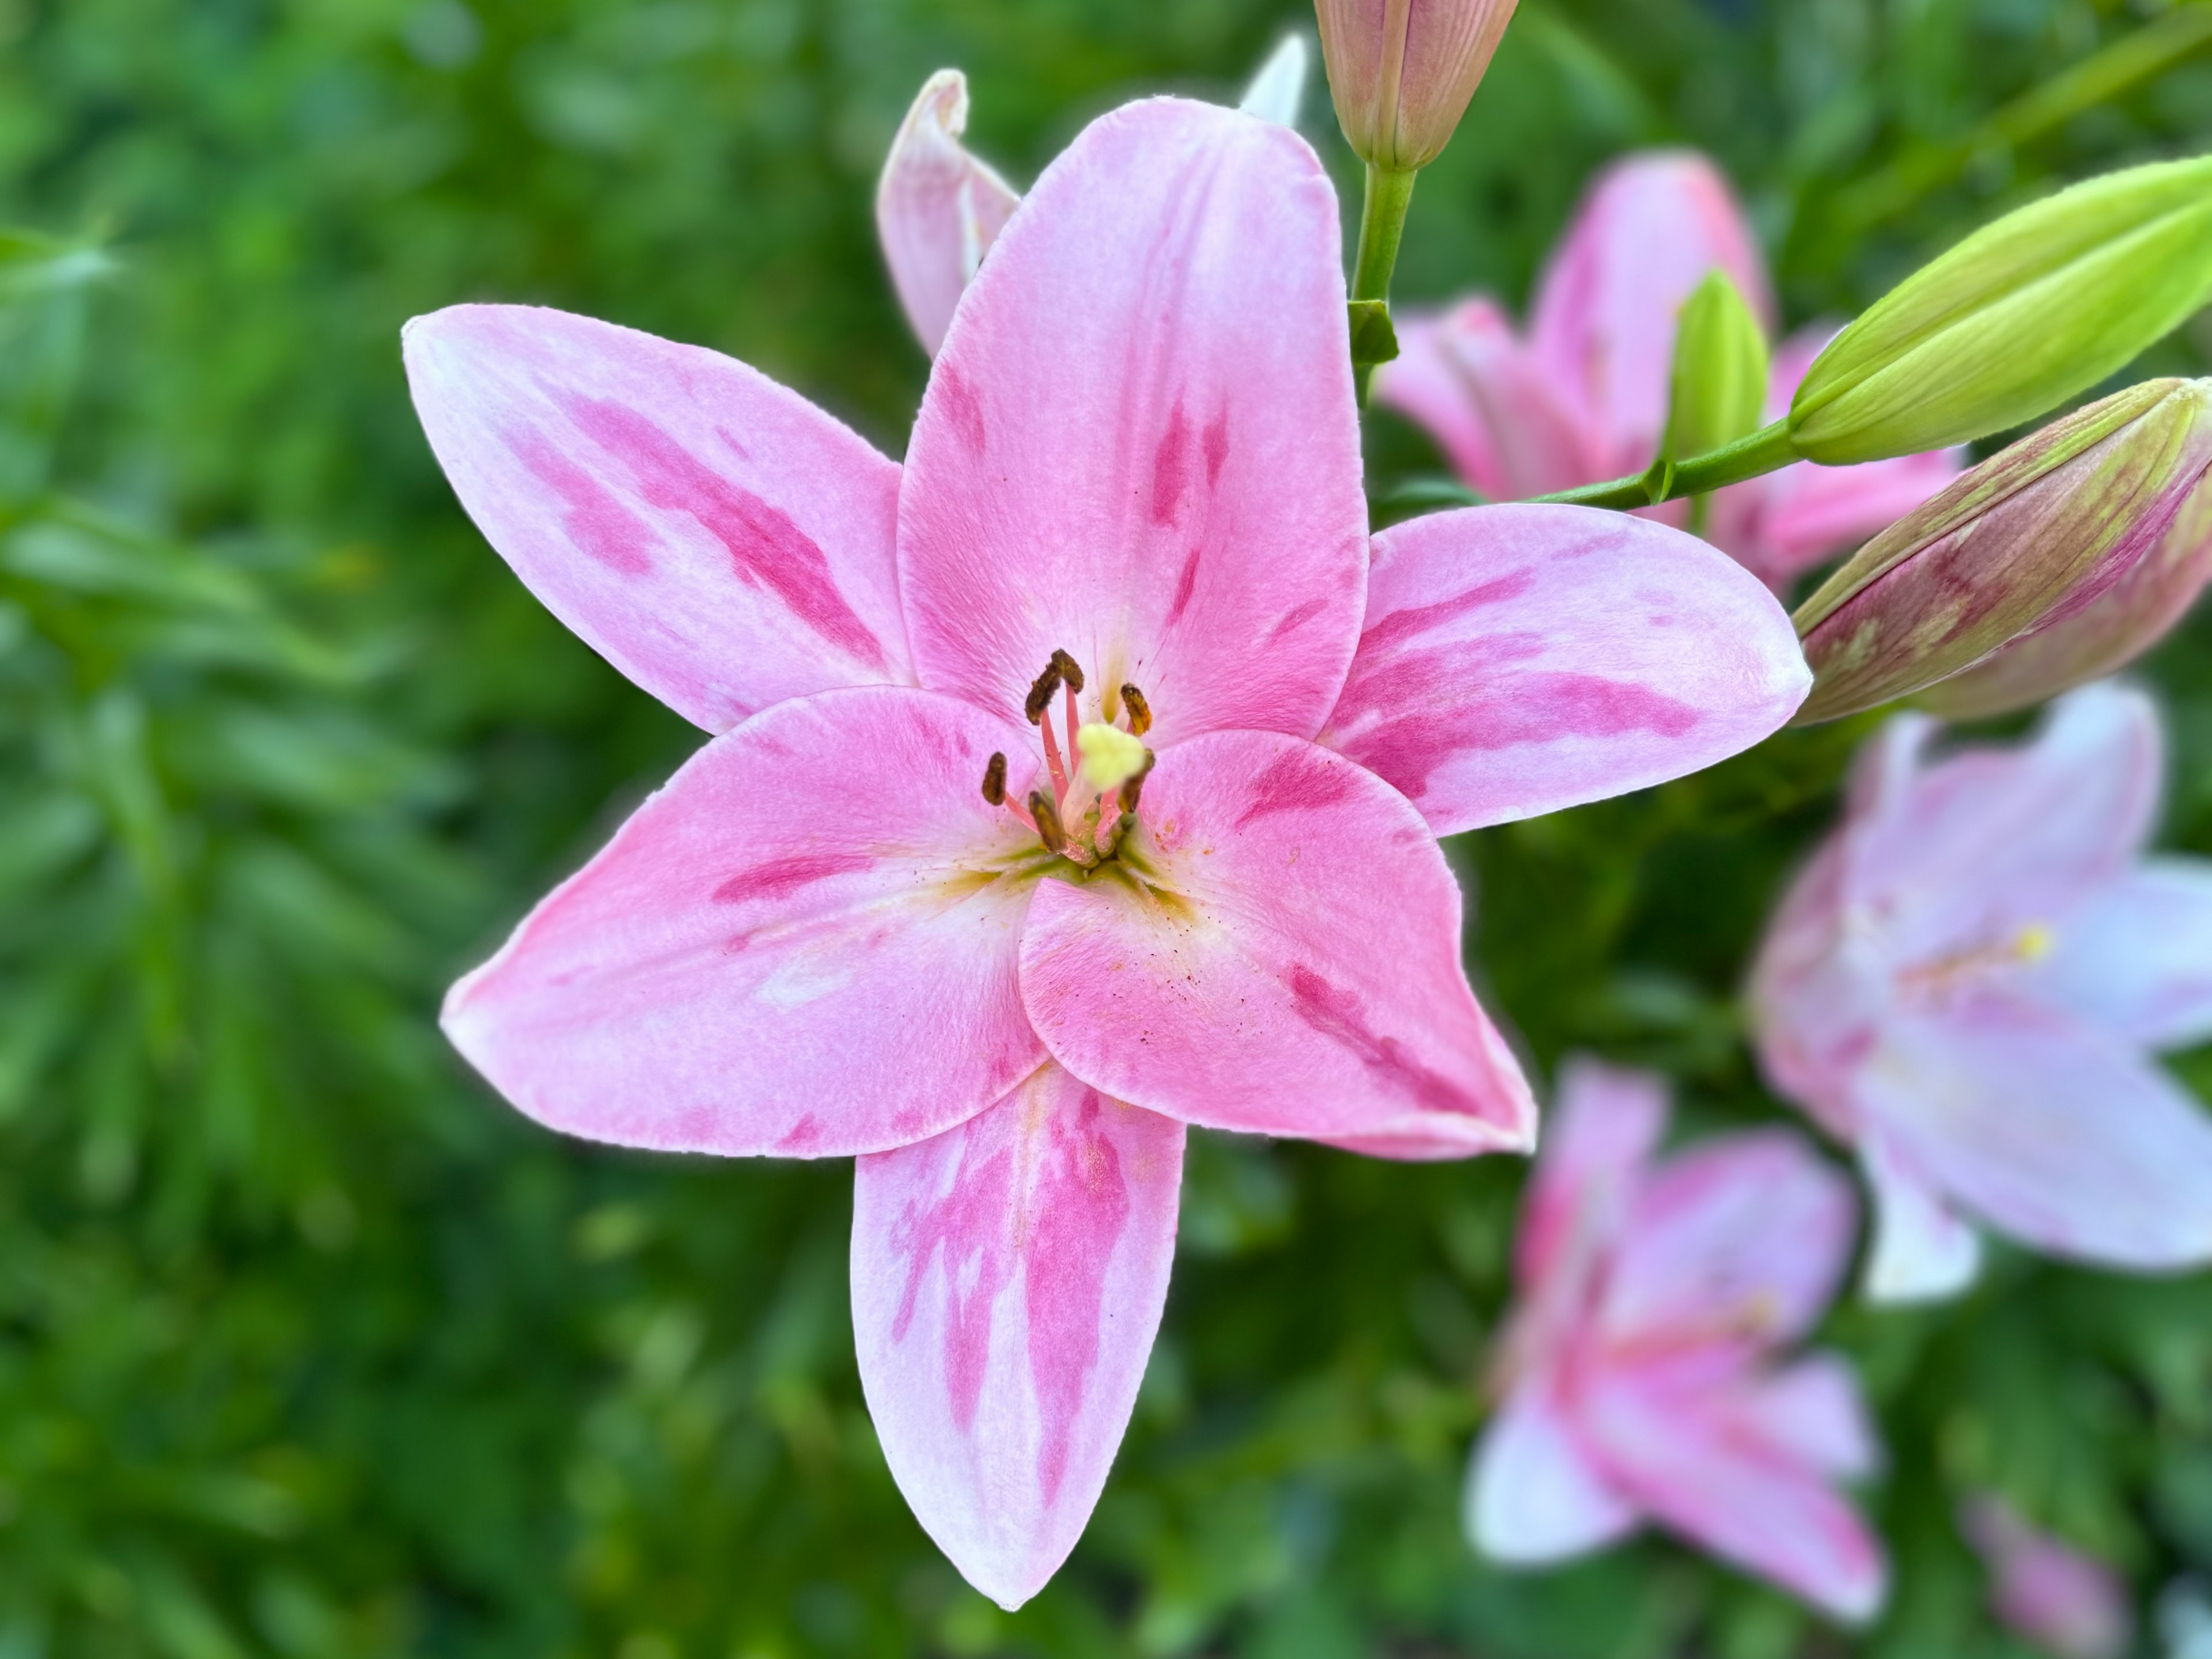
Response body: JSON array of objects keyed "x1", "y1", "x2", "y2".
[
  {"x1": 1315, "y1": 0, "x2": 1520, "y2": 173},
  {"x1": 1923, "y1": 459, "x2": 2212, "y2": 718},
  {"x1": 1793, "y1": 378, "x2": 2212, "y2": 723},
  {"x1": 1663, "y1": 270, "x2": 1770, "y2": 464},
  {"x1": 1790, "y1": 157, "x2": 2212, "y2": 465}
]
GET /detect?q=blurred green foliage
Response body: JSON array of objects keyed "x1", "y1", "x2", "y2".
[{"x1": 3, "y1": 1, "x2": 2212, "y2": 1654}]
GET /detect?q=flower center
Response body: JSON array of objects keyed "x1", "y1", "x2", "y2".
[
  {"x1": 1895, "y1": 921, "x2": 2057, "y2": 1001},
  {"x1": 979, "y1": 648, "x2": 1156, "y2": 868}
]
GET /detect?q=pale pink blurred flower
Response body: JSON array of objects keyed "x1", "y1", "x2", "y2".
[
  {"x1": 404, "y1": 100, "x2": 1811, "y2": 1608},
  {"x1": 1377, "y1": 152, "x2": 1962, "y2": 589},
  {"x1": 1469, "y1": 1060, "x2": 1885, "y2": 1623},
  {"x1": 1752, "y1": 681, "x2": 2212, "y2": 1302},
  {"x1": 1964, "y1": 1495, "x2": 2134, "y2": 1659}
]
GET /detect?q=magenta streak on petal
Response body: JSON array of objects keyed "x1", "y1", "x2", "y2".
[
  {"x1": 1231, "y1": 751, "x2": 1363, "y2": 828},
  {"x1": 1151, "y1": 404, "x2": 1192, "y2": 527},
  {"x1": 559, "y1": 393, "x2": 889, "y2": 669},
  {"x1": 1022, "y1": 1089, "x2": 1131, "y2": 1503},
  {"x1": 891, "y1": 1137, "x2": 1018, "y2": 1433},
  {"x1": 777, "y1": 1113, "x2": 824, "y2": 1153},
  {"x1": 1168, "y1": 544, "x2": 1203, "y2": 626},
  {"x1": 933, "y1": 364, "x2": 988, "y2": 456},
  {"x1": 1471, "y1": 672, "x2": 1703, "y2": 748},
  {"x1": 1268, "y1": 597, "x2": 1330, "y2": 642},
  {"x1": 1287, "y1": 965, "x2": 1487, "y2": 1118},
  {"x1": 510, "y1": 430, "x2": 656, "y2": 575},
  {"x1": 1203, "y1": 410, "x2": 1230, "y2": 487},
  {"x1": 1358, "y1": 569, "x2": 1541, "y2": 653},
  {"x1": 711, "y1": 851, "x2": 876, "y2": 905}
]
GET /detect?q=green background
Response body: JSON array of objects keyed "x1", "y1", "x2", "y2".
[{"x1": 4, "y1": 0, "x2": 2212, "y2": 1654}]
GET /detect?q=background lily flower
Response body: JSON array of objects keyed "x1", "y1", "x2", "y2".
[
  {"x1": 1469, "y1": 1060, "x2": 1885, "y2": 1623},
  {"x1": 877, "y1": 46, "x2": 1308, "y2": 358},
  {"x1": 1752, "y1": 681, "x2": 2212, "y2": 1302},
  {"x1": 1377, "y1": 151, "x2": 1961, "y2": 590},
  {"x1": 404, "y1": 97, "x2": 1809, "y2": 1609},
  {"x1": 1963, "y1": 1495, "x2": 2135, "y2": 1659}
]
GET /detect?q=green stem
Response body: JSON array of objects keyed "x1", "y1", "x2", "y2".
[
  {"x1": 1351, "y1": 164, "x2": 1418, "y2": 402},
  {"x1": 1532, "y1": 419, "x2": 1798, "y2": 510}
]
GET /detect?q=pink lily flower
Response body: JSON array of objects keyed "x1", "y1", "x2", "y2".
[
  {"x1": 404, "y1": 99, "x2": 1810, "y2": 1608},
  {"x1": 1469, "y1": 1059, "x2": 1885, "y2": 1623},
  {"x1": 1377, "y1": 151, "x2": 1962, "y2": 589},
  {"x1": 1963, "y1": 1496, "x2": 2135, "y2": 1659},
  {"x1": 1752, "y1": 681, "x2": 2212, "y2": 1303}
]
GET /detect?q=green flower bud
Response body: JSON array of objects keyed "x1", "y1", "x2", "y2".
[
  {"x1": 1662, "y1": 270, "x2": 1771, "y2": 464},
  {"x1": 1789, "y1": 158, "x2": 2212, "y2": 465},
  {"x1": 1793, "y1": 378, "x2": 2212, "y2": 724}
]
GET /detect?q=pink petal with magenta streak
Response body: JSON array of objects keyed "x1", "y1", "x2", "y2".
[
  {"x1": 876, "y1": 70, "x2": 1022, "y2": 357},
  {"x1": 1529, "y1": 151, "x2": 1775, "y2": 480},
  {"x1": 442, "y1": 687, "x2": 1046, "y2": 1160},
  {"x1": 1599, "y1": 1128, "x2": 1857, "y2": 1354},
  {"x1": 897, "y1": 97, "x2": 1367, "y2": 748},
  {"x1": 852, "y1": 1064, "x2": 1184, "y2": 1609},
  {"x1": 1320, "y1": 505, "x2": 1809, "y2": 837},
  {"x1": 1514, "y1": 1058, "x2": 1666, "y2": 1303},
  {"x1": 404, "y1": 305, "x2": 912, "y2": 733},
  {"x1": 1018, "y1": 730, "x2": 1535, "y2": 1160},
  {"x1": 1580, "y1": 1368, "x2": 1888, "y2": 1623}
]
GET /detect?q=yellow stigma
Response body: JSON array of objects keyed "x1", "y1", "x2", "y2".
[
  {"x1": 2014, "y1": 923, "x2": 2058, "y2": 963},
  {"x1": 1075, "y1": 722, "x2": 1148, "y2": 791}
]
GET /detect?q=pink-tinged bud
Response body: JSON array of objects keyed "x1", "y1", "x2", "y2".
[
  {"x1": 1315, "y1": 0, "x2": 1521, "y2": 173},
  {"x1": 1793, "y1": 378, "x2": 2212, "y2": 724},
  {"x1": 1963, "y1": 1498, "x2": 2133, "y2": 1659},
  {"x1": 876, "y1": 70, "x2": 1021, "y2": 357}
]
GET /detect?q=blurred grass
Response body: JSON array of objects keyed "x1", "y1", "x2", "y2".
[{"x1": 3, "y1": 1, "x2": 2212, "y2": 1655}]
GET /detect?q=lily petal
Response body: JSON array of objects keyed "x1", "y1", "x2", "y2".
[
  {"x1": 403, "y1": 305, "x2": 911, "y2": 733},
  {"x1": 899, "y1": 98, "x2": 1367, "y2": 747},
  {"x1": 1861, "y1": 1129, "x2": 1984, "y2": 1304},
  {"x1": 1376, "y1": 301, "x2": 1597, "y2": 501},
  {"x1": 1467, "y1": 1387, "x2": 1640, "y2": 1565},
  {"x1": 1236, "y1": 35, "x2": 1308, "y2": 127},
  {"x1": 1581, "y1": 1373, "x2": 1887, "y2": 1623},
  {"x1": 2036, "y1": 858, "x2": 2212, "y2": 1049},
  {"x1": 1516, "y1": 1057, "x2": 1666, "y2": 1295},
  {"x1": 852, "y1": 1064, "x2": 1183, "y2": 1611},
  {"x1": 1529, "y1": 152, "x2": 1775, "y2": 478},
  {"x1": 1320, "y1": 505, "x2": 1810, "y2": 836},
  {"x1": 442, "y1": 687, "x2": 1046, "y2": 1159},
  {"x1": 1019, "y1": 732, "x2": 1536, "y2": 1158},
  {"x1": 1600, "y1": 1129, "x2": 1857, "y2": 1351},
  {"x1": 1845, "y1": 683, "x2": 2162, "y2": 964},
  {"x1": 877, "y1": 70, "x2": 1022, "y2": 357},
  {"x1": 1861, "y1": 995, "x2": 2212, "y2": 1271},
  {"x1": 1718, "y1": 1356, "x2": 1881, "y2": 1480}
]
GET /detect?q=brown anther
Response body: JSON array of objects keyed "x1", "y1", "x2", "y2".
[
  {"x1": 1121, "y1": 684, "x2": 1152, "y2": 736},
  {"x1": 1028, "y1": 790, "x2": 1068, "y2": 854},
  {"x1": 980, "y1": 752, "x2": 1007, "y2": 806},
  {"x1": 1049, "y1": 648, "x2": 1086, "y2": 695},
  {"x1": 1119, "y1": 749, "x2": 1157, "y2": 815},
  {"x1": 1024, "y1": 660, "x2": 1063, "y2": 725}
]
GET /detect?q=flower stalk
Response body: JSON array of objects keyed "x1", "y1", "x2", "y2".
[{"x1": 1351, "y1": 164, "x2": 1418, "y2": 400}]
